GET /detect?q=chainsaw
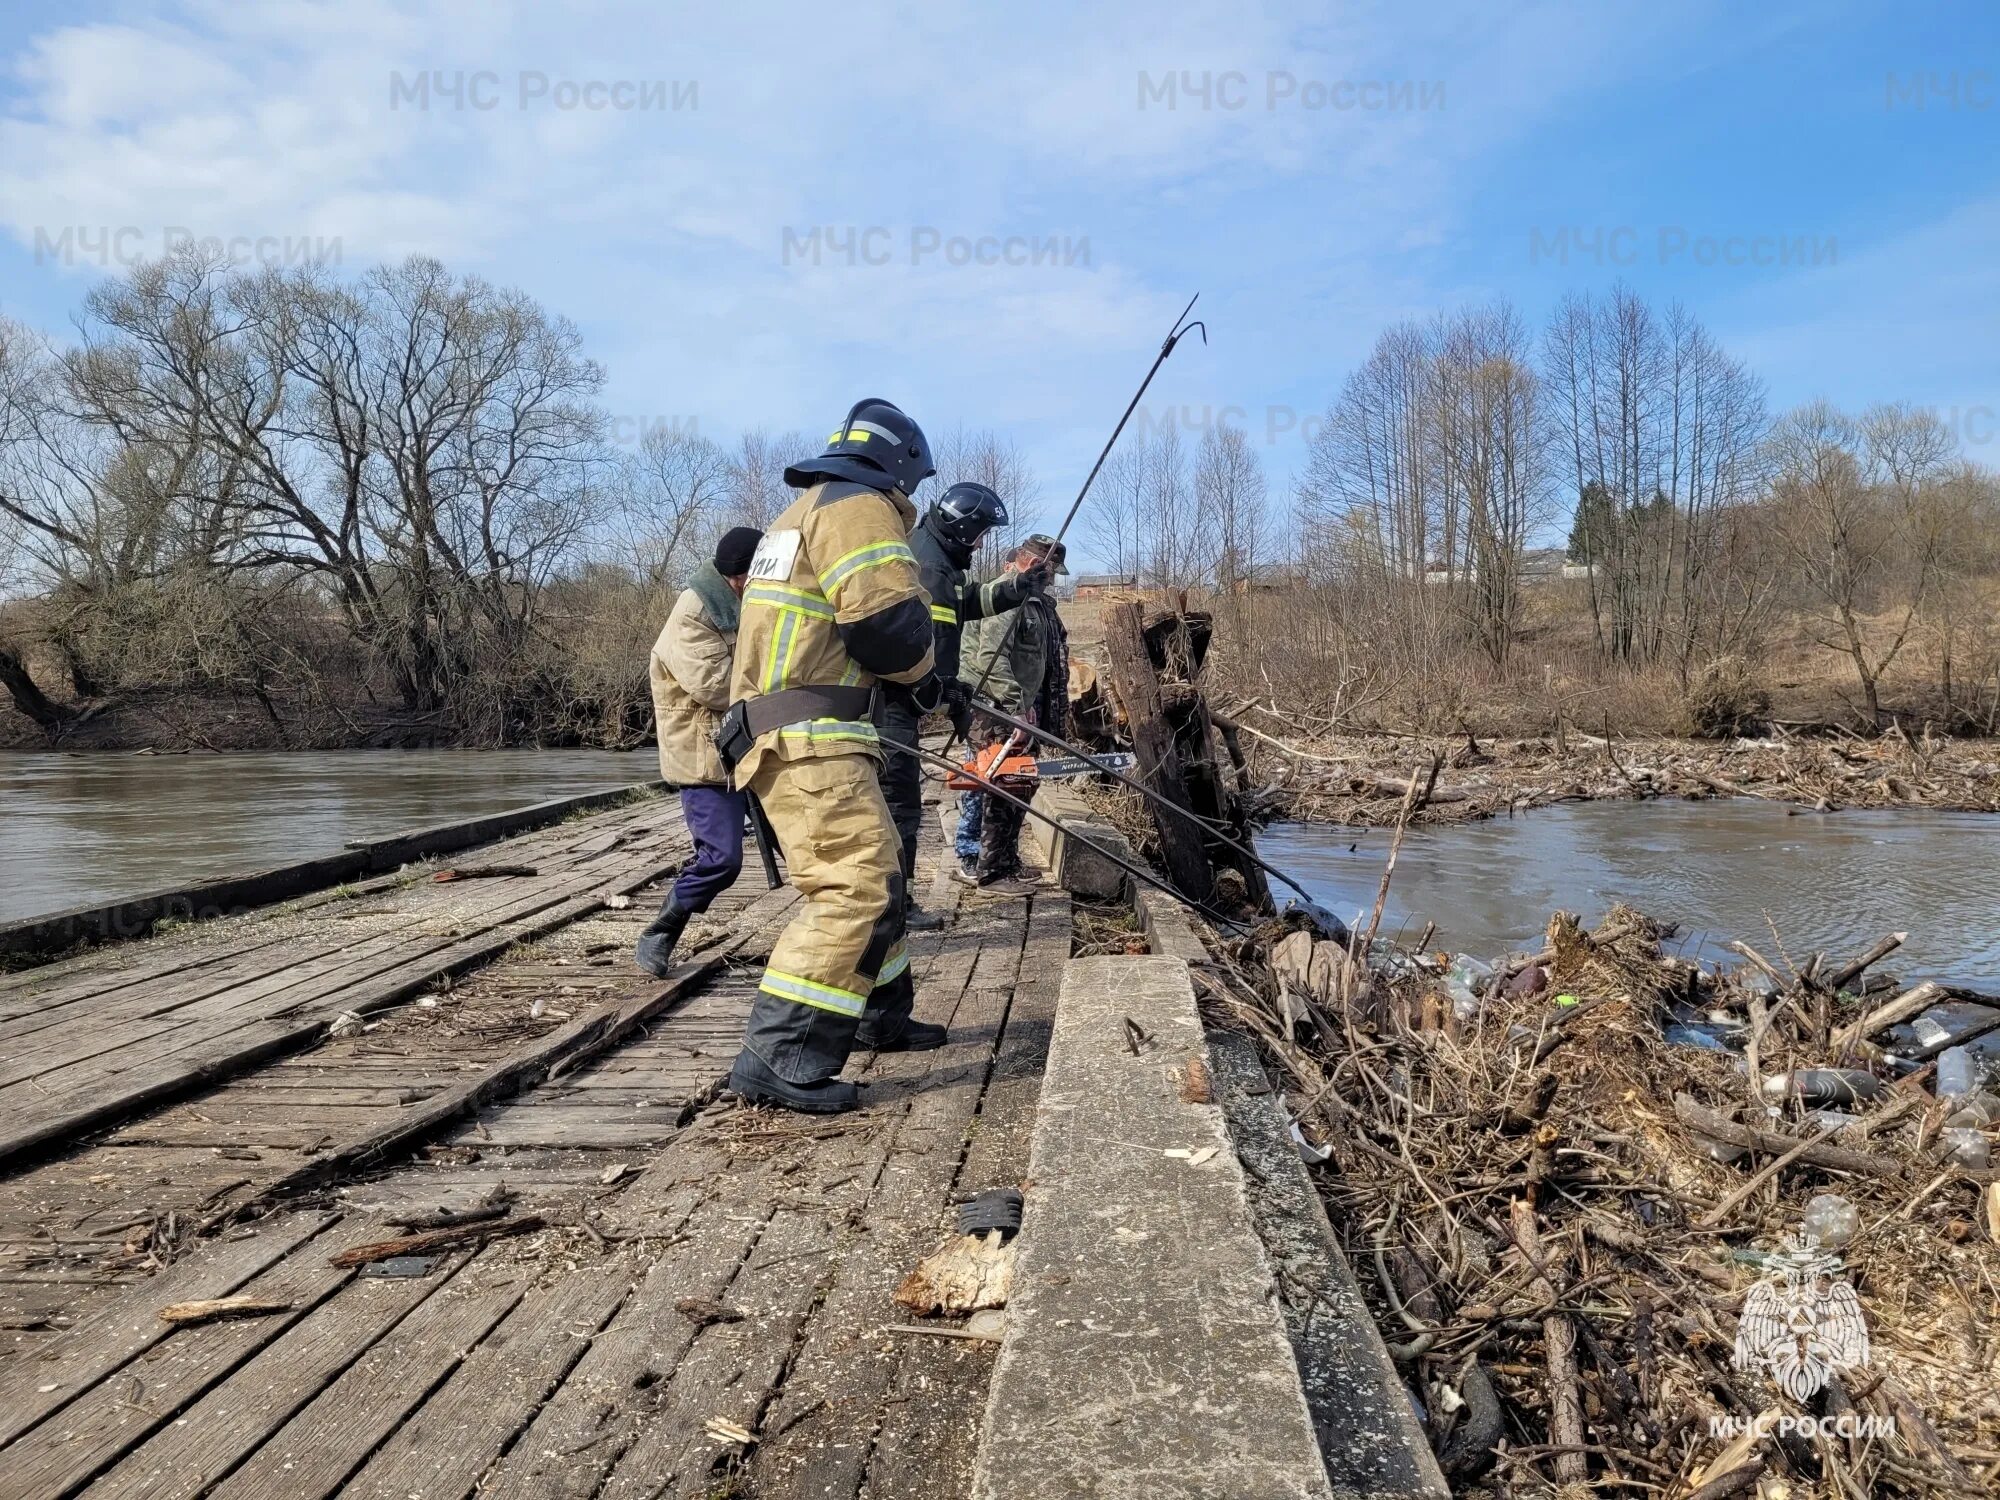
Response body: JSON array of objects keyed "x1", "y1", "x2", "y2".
[{"x1": 946, "y1": 736, "x2": 1135, "y2": 793}]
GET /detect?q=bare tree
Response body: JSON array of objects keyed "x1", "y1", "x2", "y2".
[
  {"x1": 1430, "y1": 304, "x2": 1548, "y2": 666},
  {"x1": 728, "y1": 428, "x2": 809, "y2": 528},
  {"x1": 1193, "y1": 422, "x2": 1266, "y2": 593},
  {"x1": 924, "y1": 426, "x2": 1043, "y2": 573},
  {"x1": 1540, "y1": 286, "x2": 1767, "y2": 672},
  {"x1": 1765, "y1": 400, "x2": 1955, "y2": 724},
  {"x1": 618, "y1": 425, "x2": 733, "y2": 585},
  {"x1": 1086, "y1": 439, "x2": 1147, "y2": 579},
  {"x1": 1920, "y1": 462, "x2": 2000, "y2": 724}
]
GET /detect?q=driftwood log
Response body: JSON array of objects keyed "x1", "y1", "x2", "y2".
[{"x1": 1672, "y1": 1095, "x2": 1901, "y2": 1177}]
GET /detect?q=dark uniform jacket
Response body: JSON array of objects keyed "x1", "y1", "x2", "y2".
[{"x1": 908, "y1": 512, "x2": 1013, "y2": 680}]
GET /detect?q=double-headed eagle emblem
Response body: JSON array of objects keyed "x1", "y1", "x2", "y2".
[{"x1": 1732, "y1": 1233, "x2": 1870, "y2": 1401}]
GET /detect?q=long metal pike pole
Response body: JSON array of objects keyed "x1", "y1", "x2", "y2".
[
  {"x1": 875, "y1": 731, "x2": 1249, "y2": 934},
  {"x1": 961, "y1": 697, "x2": 1334, "y2": 913},
  {"x1": 945, "y1": 293, "x2": 1208, "y2": 757}
]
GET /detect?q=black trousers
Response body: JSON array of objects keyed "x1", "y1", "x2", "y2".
[{"x1": 876, "y1": 695, "x2": 923, "y2": 888}]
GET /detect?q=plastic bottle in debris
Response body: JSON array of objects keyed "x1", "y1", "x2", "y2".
[
  {"x1": 1801, "y1": 1192, "x2": 1860, "y2": 1252},
  {"x1": 1946, "y1": 1091, "x2": 2000, "y2": 1130},
  {"x1": 1941, "y1": 1127, "x2": 1991, "y2": 1170},
  {"x1": 1936, "y1": 1047, "x2": 1980, "y2": 1100},
  {"x1": 1439, "y1": 976, "x2": 1480, "y2": 1023},
  {"x1": 1447, "y1": 954, "x2": 1495, "y2": 989}
]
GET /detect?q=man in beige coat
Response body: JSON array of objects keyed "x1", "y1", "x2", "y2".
[{"x1": 635, "y1": 526, "x2": 762, "y2": 976}]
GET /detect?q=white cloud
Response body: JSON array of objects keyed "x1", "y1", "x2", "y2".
[{"x1": 6, "y1": 0, "x2": 1961, "y2": 538}]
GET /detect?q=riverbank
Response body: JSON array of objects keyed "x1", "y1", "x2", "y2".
[
  {"x1": 1226, "y1": 712, "x2": 2000, "y2": 827},
  {"x1": 0, "y1": 681, "x2": 653, "y2": 752}
]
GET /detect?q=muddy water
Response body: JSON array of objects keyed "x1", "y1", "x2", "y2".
[
  {"x1": 0, "y1": 750, "x2": 647, "y2": 924},
  {"x1": 1260, "y1": 800, "x2": 2000, "y2": 988}
]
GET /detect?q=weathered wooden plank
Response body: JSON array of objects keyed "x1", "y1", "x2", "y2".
[
  {"x1": 89, "y1": 1254, "x2": 477, "y2": 1500},
  {"x1": 956, "y1": 890, "x2": 1069, "y2": 1192},
  {"x1": 0, "y1": 1212, "x2": 335, "y2": 1449},
  {"x1": 339, "y1": 1264, "x2": 632, "y2": 1500},
  {"x1": 201, "y1": 1274, "x2": 522, "y2": 1500},
  {"x1": 103, "y1": 1106, "x2": 388, "y2": 1149},
  {"x1": 448, "y1": 1110, "x2": 693, "y2": 1150},
  {"x1": 0, "y1": 1220, "x2": 396, "y2": 1498}
]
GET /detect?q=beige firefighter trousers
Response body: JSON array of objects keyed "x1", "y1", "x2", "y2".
[{"x1": 746, "y1": 751, "x2": 909, "y2": 1018}]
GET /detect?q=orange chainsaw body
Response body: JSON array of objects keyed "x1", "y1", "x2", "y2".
[{"x1": 947, "y1": 740, "x2": 1039, "y2": 792}]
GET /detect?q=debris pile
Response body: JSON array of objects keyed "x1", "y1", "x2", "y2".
[
  {"x1": 1219, "y1": 706, "x2": 2000, "y2": 826},
  {"x1": 1203, "y1": 905, "x2": 2000, "y2": 1496}
]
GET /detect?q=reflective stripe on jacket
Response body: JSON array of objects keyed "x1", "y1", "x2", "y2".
[
  {"x1": 728, "y1": 479, "x2": 934, "y2": 786},
  {"x1": 909, "y1": 517, "x2": 1013, "y2": 681}
]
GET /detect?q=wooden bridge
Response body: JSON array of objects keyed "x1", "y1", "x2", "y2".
[
  {"x1": 0, "y1": 790, "x2": 1074, "y2": 1498},
  {"x1": 0, "y1": 780, "x2": 1441, "y2": 1500}
]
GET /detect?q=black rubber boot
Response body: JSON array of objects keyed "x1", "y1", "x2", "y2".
[
  {"x1": 903, "y1": 899, "x2": 945, "y2": 932},
  {"x1": 633, "y1": 900, "x2": 691, "y2": 978},
  {"x1": 857, "y1": 1016, "x2": 948, "y2": 1052},
  {"x1": 727, "y1": 1050, "x2": 861, "y2": 1114}
]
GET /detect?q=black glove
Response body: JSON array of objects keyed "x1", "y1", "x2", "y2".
[
  {"x1": 991, "y1": 564, "x2": 1049, "y2": 610},
  {"x1": 897, "y1": 672, "x2": 945, "y2": 715},
  {"x1": 942, "y1": 677, "x2": 974, "y2": 739}
]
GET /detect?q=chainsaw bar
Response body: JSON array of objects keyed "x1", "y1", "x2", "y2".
[
  {"x1": 1033, "y1": 751, "x2": 1135, "y2": 779},
  {"x1": 946, "y1": 747, "x2": 1135, "y2": 791}
]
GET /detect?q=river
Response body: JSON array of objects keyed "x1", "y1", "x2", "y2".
[
  {"x1": 0, "y1": 749, "x2": 648, "y2": 924},
  {"x1": 1260, "y1": 800, "x2": 2000, "y2": 989}
]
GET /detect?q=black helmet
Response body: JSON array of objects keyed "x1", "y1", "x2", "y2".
[
  {"x1": 929, "y1": 482, "x2": 1009, "y2": 552},
  {"x1": 783, "y1": 397, "x2": 934, "y2": 496}
]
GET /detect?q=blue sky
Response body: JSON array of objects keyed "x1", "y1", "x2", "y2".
[{"x1": 2, "y1": 0, "x2": 1995, "y2": 545}]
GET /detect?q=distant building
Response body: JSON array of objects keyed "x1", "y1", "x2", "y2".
[
  {"x1": 1230, "y1": 562, "x2": 1307, "y2": 594},
  {"x1": 1073, "y1": 572, "x2": 1137, "y2": 599},
  {"x1": 1518, "y1": 546, "x2": 1568, "y2": 583}
]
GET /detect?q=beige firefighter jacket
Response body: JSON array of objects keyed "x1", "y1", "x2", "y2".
[
  {"x1": 649, "y1": 569, "x2": 738, "y2": 787},
  {"x1": 727, "y1": 479, "x2": 935, "y2": 787}
]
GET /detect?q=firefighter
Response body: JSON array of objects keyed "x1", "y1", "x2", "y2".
[
  {"x1": 717, "y1": 398, "x2": 947, "y2": 1114},
  {"x1": 955, "y1": 534, "x2": 1066, "y2": 890},
  {"x1": 634, "y1": 526, "x2": 763, "y2": 977},
  {"x1": 883, "y1": 482, "x2": 1043, "y2": 931}
]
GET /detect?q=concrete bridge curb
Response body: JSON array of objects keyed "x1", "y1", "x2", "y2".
[{"x1": 973, "y1": 953, "x2": 1450, "y2": 1499}]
